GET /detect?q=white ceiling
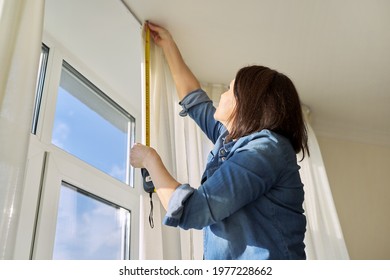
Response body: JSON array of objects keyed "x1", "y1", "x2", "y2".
[{"x1": 125, "y1": 0, "x2": 390, "y2": 146}]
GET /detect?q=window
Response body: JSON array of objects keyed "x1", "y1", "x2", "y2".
[
  {"x1": 53, "y1": 182, "x2": 131, "y2": 260},
  {"x1": 16, "y1": 1, "x2": 142, "y2": 260},
  {"x1": 32, "y1": 44, "x2": 49, "y2": 134},
  {"x1": 51, "y1": 62, "x2": 135, "y2": 185},
  {"x1": 29, "y1": 150, "x2": 139, "y2": 260},
  {"x1": 20, "y1": 53, "x2": 140, "y2": 260}
]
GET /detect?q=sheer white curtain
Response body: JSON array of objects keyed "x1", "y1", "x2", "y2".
[
  {"x1": 0, "y1": 0, "x2": 45, "y2": 259},
  {"x1": 139, "y1": 40, "x2": 185, "y2": 260},
  {"x1": 143, "y1": 42, "x2": 221, "y2": 259},
  {"x1": 300, "y1": 109, "x2": 350, "y2": 259},
  {"x1": 145, "y1": 37, "x2": 349, "y2": 260}
]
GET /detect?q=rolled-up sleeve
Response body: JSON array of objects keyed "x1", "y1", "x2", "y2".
[
  {"x1": 163, "y1": 184, "x2": 195, "y2": 227},
  {"x1": 178, "y1": 88, "x2": 213, "y2": 117},
  {"x1": 178, "y1": 88, "x2": 223, "y2": 144}
]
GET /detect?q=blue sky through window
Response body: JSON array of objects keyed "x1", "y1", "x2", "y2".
[
  {"x1": 52, "y1": 87, "x2": 130, "y2": 183},
  {"x1": 53, "y1": 183, "x2": 130, "y2": 260},
  {"x1": 50, "y1": 64, "x2": 135, "y2": 260}
]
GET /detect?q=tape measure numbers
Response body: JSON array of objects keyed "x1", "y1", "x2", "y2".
[{"x1": 144, "y1": 25, "x2": 151, "y2": 147}]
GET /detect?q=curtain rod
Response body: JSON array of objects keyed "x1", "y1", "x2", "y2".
[{"x1": 120, "y1": 0, "x2": 142, "y2": 26}]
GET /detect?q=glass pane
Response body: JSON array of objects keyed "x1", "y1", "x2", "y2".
[
  {"x1": 32, "y1": 44, "x2": 49, "y2": 134},
  {"x1": 53, "y1": 182, "x2": 131, "y2": 260},
  {"x1": 52, "y1": 62, "x2": 135, "y2": 184}
]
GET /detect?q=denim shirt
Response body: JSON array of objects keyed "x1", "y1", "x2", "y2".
[{"x1": 163, "y1": 89, "x2": 306, "y2": 260}]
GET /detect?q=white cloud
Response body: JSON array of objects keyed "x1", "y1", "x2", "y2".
[
  {"x1": 53, "y1": 186, "x2": 130, "y2": 260},
  {"x1": 51, "y1": 121, "x2": 70, "y2": 149},
  {"x1": 109, "y1": 164, "x2": 126, "y2": 182}
]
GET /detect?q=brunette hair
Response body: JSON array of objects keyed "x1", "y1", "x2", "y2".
[{"x1": 228, "y1": 65, "x2": 309, "y2": 159}]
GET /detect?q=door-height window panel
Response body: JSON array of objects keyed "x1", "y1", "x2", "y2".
[
  {"x1": 52, "y1": 61, "x2": 135, "y2": 185},
  {"x1": 53, "y1": 182, "x2": 131, "y2": 260},
  {"x1": 32, "y1": 43, "x2": 49, "y2": 134}
]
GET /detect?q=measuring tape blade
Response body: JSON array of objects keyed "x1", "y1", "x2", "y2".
[
  {"x1": 144, "y1": 24, "x2": 151, "y2": 147},
  {"x1": 142, "y1": 23, "x2": 156, "y2": 202},
  {"x1": 142, "y1": 23, "x2": 155, "y2": 228}
]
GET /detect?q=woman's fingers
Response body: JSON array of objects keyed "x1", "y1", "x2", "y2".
[{"x1": 147, "y1": 22, "x2": 173, "y2": 47}]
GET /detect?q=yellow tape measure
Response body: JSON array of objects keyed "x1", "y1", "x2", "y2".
[
  {"x1": 144, "y1": 24, "x2": 151, "y2": 147},
  {"x1": 143, "y1": 24, "x2": 155, "y2": 228}
]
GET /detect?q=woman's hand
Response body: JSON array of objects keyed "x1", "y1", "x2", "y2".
[
  {"x1": 147, "y1": 22, "x2": 174, "y2": 49},
  {"x1": 130, "y1": 143, "x2": 155, "y2": 169},
  {"x1": 130, "y1": 143, "x2": 181, "y2": 210}
]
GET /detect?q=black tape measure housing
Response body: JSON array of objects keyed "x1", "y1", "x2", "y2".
[{"x1": 141, "y1": 168, "x2": 155, "y2": 193}]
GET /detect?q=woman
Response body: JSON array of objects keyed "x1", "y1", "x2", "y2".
[{"x1": 130, "y1": 22, "x2": 309, "y2": 260}]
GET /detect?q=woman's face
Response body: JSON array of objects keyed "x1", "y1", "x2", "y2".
[{"x1": 214, "y1": 80, "x2": 236, "y2": 131}]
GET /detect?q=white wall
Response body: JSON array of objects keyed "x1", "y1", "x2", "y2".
[{"x1": 317, "y1": 135, "x2": 390, "y2": 259}]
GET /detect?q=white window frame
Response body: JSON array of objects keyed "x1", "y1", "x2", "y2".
[{"x1": 14, "y1": 33, "x2": 142, "y2": 259}]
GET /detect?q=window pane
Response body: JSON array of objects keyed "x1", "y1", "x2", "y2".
[
  {"x1": 32, "y1": 44, "x2": 49, "y2": 134},
  {"x1": 53, "y1": 182, "x2": 131, "y2": 260},
  {"x1": 52, "y1": 62, "x2": 135, "y2": 184}
]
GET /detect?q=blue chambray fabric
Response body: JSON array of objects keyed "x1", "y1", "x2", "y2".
[{"x1": 163, "y1": 89, "x2": 306, "y2": 260}]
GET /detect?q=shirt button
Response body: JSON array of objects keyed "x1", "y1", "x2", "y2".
[
  {"x1": 219, "y1": 149, "x2": 226, "y2": 156},
  {"x1": 221, "y1": 157, "x2": 226, "y2": 161}
]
